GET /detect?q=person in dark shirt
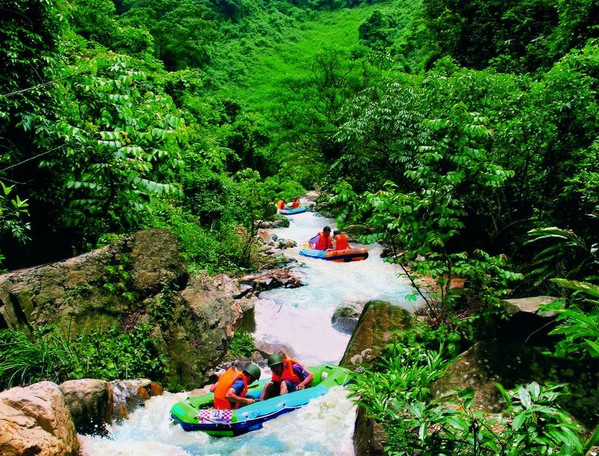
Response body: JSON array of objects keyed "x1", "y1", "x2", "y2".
[{"x1": 260, "y1": 354, "x2": 314, "y2": 400}]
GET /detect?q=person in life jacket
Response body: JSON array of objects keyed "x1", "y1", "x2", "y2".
[
  {"x1": 210, "y1": 363, "x2": 261, "y2": 409},
  {"x1": 333, "y1": 230, "x2": 350, "y2": 250},
  {"x1": 291, "y1": 197, "x2": 300, "y2": 209},
  {"x1": 260, "y1": 354, "x2": 314, "y2": 400},
  {"x1": 276, "y1": 199, "x2": 286, "y2": 211},
  {"x1": 312, "y1": 226, "x2": 333, "y2": 250}
]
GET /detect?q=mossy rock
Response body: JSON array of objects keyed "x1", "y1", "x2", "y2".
[{"x1": 340, "y1": 300, "x2": 412, "y2": 369}]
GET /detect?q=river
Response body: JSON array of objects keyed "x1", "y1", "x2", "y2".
[{"x1": 79, "y1": 209, "x2": 419, "y2": 456}]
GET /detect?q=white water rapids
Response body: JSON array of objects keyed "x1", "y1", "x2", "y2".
[{"x1": 80, "y1": 209, "x2": 420, "y2": 455}]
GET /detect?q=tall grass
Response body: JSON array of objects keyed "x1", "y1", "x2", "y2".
[{"x1": 0, "y1": 324, "x2": 169, "y2": 390}]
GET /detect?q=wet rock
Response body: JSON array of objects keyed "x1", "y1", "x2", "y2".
[
  {"x1": 498, "y1": 296, "x2": 560, "y2": 345},
  {"x1": 60, "y1": 379, "x2": 112, "y2": 436},
  {"x1": 332, "y1": 317, "x2": 359, "y2": 335},
  {"x1": 256, "y1": 229, "x2": 273, "y2": 244},
  {"x1": 257, "y1": 216, "x2": 290, "y2": 229},
  {"x1": 332, "y1": 303, "x2": 364, "y2": 334},
  {"x1": 340, "y1": 300, "x2": 412, "y2": 370},
  {"x1": 0, "y1": 381, "x2": 79, "y2": 456},
  {"x1": 109, "y1": 379, "x2": 164, "y2": 421},
  {"x1": 173, "y1": 274, "x2": 246, "y2": 387},
  {"x1": 353, "y1": 406, "x2": 387, "y2": 455},
  {"x1": 253, "y1": 341, "x2": 297, "y2": 363},
  {"x1": 233, "y1": 283, "x2": 254, "y2": 299},
  {"x1": 59, "y1": 378, "x2": 164, "y2": 433},
  {"x1": 276, "y1": 239, "x2": 297, "y2": 249},
  {"x1": 239, "y1": 269, "x2": 303, "y2": 295}
]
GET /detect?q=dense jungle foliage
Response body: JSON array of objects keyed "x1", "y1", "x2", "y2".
[{"x1": 1, "y1": 0, "x2": 598, "y2": 452}]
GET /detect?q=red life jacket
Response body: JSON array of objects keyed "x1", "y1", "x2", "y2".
[
  {"x1": 292, "y1": 200, "x2": 300, "y2": 209},
  {"x1": 213, "y1": 368, "x2": 248, "y2": 410},
  {"x1": 334, "y1": 233, "x2": 349, "y2": 250},
  {"x1": 314, "y1": 232, "x2": 333, "y2": 250},
  {"x1": 271, "y1": 359, "x2": 303, "y2": 384},
  {"x1": 276, "y1": 200, "x2": 286, "y2": 210}
]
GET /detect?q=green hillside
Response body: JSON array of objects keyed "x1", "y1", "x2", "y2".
[
  {"x1": 211, "y1": 0, "x2": 422, "y2": 106},
  {"x1": 2, "y1": 1, "x2": 598, "y2": 451}
]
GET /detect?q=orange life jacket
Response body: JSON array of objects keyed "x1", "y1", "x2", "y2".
[
  {"x1": 314, "y1": 232, "x2": 333, "y2": 250},
  {"x1": 271, "y1": 359, "x2": 303, "y2": 384},
  {"x1": 276, "y1": 200, "x2": 286, "y2": 210},
  {"x1": 334, "y1": 233, "x2": 349, "y2": 250},
  {"x1": 213, "y1": 368, "x2": 248, "y2": 410}
]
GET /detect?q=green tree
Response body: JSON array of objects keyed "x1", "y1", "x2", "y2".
[
  {"x1": 120, "y1": 0, "x2": 216, "y2": 70},
  {"x1": 422, "y1": 0, "x2": 558, "y2": 72},
  {"x1": 0, "y1": 0, "x2": 67, "y2": 266},
  {"x1": 33, "y1": 55, "x2": 185, "y2": 245},
  {"x1": 334, "y1": 101, "x2": 520, "y2": 321},
  {"x1": 230, "y1": 169, "x2": 277, "y2": 268}
]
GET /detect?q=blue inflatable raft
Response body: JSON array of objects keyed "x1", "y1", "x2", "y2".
[
  {"x1": 299, "y1": 245, "x2": 369, "y2": 262},
  {"x1": 170, "y1": 363, "x2": 352, "y2": 437},
  {"x1": 278, "y1": 206, "x2": 308, "y2": 215}
]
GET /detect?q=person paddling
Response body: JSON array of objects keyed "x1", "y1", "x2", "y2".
[
  {"x1": 276, "y1": 199, "x2": 286, "y2": 211},
  {"x1": 260, "y1": 354, "x2": 314, "y2": 400},
  {"x1": 210, "y1": 363, "x2": 261, "y2": 409}
]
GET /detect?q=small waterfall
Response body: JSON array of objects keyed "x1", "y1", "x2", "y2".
[
  {"x1": 255, "y1": 211, "x2": 419, "y2": 365},
  {"x1": 80, "y1": 388, "x2": 356, "y2": 455},
  {"x1": 79, "y1": 208, "x2": 419, "y2": 455}
]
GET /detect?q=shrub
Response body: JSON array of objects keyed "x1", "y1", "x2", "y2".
[
  {"x1": 349, "y1": 338, "x2": 593, "y2": 455},
  {"x1": 0, "y1": 324, "x2": 169, "y2": 390},
  {"x1": 228, "y1": 328, "x2": 256, "y2": 358}
]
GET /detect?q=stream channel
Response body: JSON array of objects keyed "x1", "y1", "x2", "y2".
[{"x1": 80, "y1": 210, "x2": 420, "y2": 456}]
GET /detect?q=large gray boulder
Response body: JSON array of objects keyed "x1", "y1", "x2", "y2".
[
  {"x1": 342, "y1": 300, "x2": 412, "y2": 455},
  {"x1": 340, "y1": 300, "x2": 412, "y2": 370},
  {"x1": 0, "y1": 377, "x2": 165, "y2": 454},
  {"x1": 331, "y1": 302, "x2": 364, "y2": 335},
  {"x1": 60, "y1": 379, "x2": 112, "y2": 436},
  {"x1": 0, "y1": 229, "x2": 250, "y2": 389},
  {"x1": 0, "y1": 229, "x2": 188, "y2": 332},
  {"x1": 169, "y1": 273, "x2": 248, "y2": 387}
]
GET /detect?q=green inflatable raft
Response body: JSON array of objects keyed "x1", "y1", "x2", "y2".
[{"x1": 170, "y1": 363, "x2": 353, "y2": 437}]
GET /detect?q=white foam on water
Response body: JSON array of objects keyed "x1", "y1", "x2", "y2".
[
  {"x1": 257, "y1": 210, "x2": 420, "y2": 364},
  {"x1": 80, "y1": 388, "x2": 356, "y2": 456},
  {"x1": 79, "y1": 206, "x2": 418, "y2": 455},
  {"x1": 79, "y1": 393, "x2": 210, "y2": 455}
]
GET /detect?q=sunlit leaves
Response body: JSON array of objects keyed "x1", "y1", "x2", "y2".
[
  {"x1": 121, "y1": 0, "x2": 216, "y2": 70},
  {"x1": 39, "y1": 55, "x2": 187, "y2": 236},
  {"x1": 0, "y1": 181, "x2": 31, "y2": 258}
]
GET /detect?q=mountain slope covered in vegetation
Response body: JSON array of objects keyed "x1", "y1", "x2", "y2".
[{"x1": 1, "y1": 0, "x2": 598, "y2": 452}]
